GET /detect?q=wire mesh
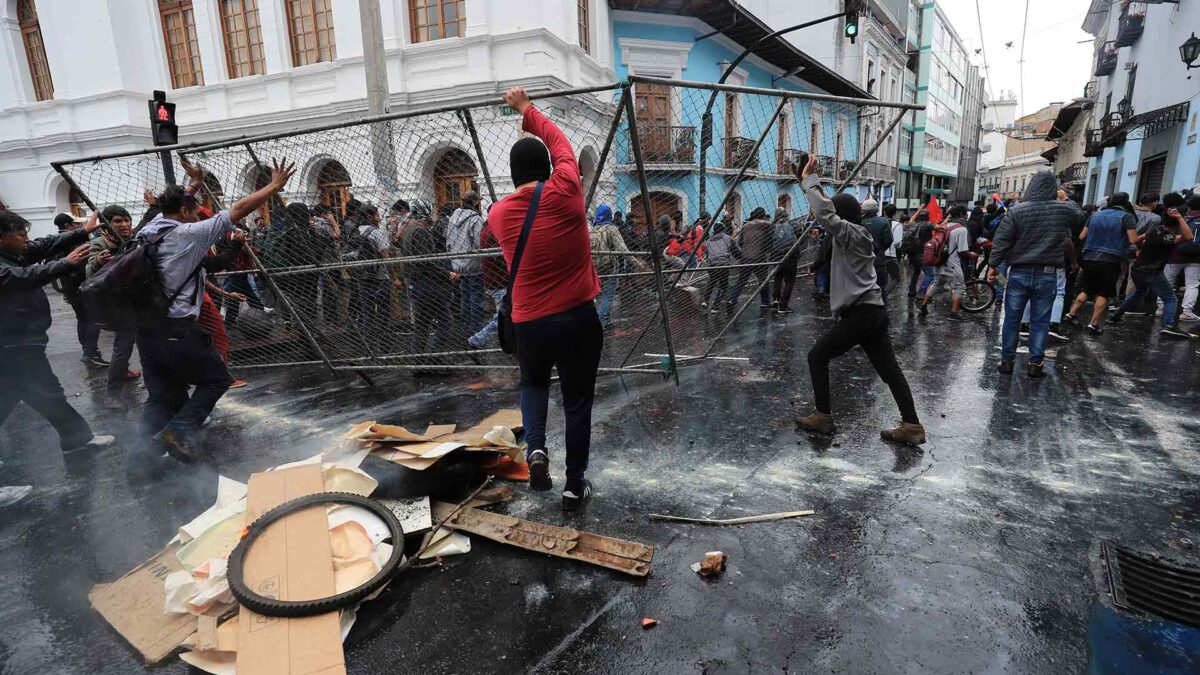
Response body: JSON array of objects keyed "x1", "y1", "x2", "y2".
[{"x1": 53, "y1": 79, "x2": 913, "y2": 379}]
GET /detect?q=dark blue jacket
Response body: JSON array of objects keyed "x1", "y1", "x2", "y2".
[
  {"x1": 0, "y1": 229, "x2": 89, "y2": 348},
  {"x1": 1083, "y1": 208, "x2": 1136, "y2": 259}
]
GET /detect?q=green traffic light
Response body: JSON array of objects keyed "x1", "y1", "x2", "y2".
[{"x1": 846, "y1": 25, "x2": 858, "y2": 36}]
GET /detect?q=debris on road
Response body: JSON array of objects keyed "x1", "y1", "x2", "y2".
[
  {"x1": 649, "y1": 510, "x2": 814, "y2": 525},
  {"x1": 691, "y1": 552, "x2": 728, "y2": 577},
  {"x1": 432, "y1": 502, "x2": 655, "y2": 576},
  {"x1": 642, "y1": 618, "x2": 658, "y2": 629}
]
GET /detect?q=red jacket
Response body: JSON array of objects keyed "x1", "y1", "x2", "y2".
[{"x1": 489, "y1": 105, "x2": 600, "y2": 322}]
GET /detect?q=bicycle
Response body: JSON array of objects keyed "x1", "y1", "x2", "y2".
[{"x1": 961, "y1": 276, "x2": 998, "y2": 313}]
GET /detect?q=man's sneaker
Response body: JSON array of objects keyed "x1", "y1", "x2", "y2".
[
  {"x1": 881, "y1": 423, "x2": 926, "y2": 446},
  {"x1": 1161, "y1": 325, "x2": 1192, "y2": 339},
  {"x1": 65, "y1": 434, "x2": 115, "y2": 452},
  {"x1": 1048, "y1": 325, "x2": 1070, "y2": 342},
  {"x1": 527, "y1": 450, "x2": 552, "y2": 491},
  {"x1": 998, "y1": 358, "x2": 1015, "y2": 374},
  {"x1": 917, "y1": 302, "x2": 929, "y2": 316},
  {"x1": 228, "y1": 379, "x2": 249, "y2": 389},
  {"x1": 1061, "y1": 314, "x2": 1078, "y2": 326},
  {"x1": 1027, "y1": 361, "x2": 1046, "y2": 378},
  {"x1": 1179, "y1": 310, "x2": 1200, "y2": 322},
  {"x1": 777, "y1": 307, "x2": 794, "y2": 314},
  {"x1": 947, "y1": 311, "x2": 965, "y2": 322},
  {"x1": 771, "y1": 300, "x2": 780, "y2": 309},
  {"x1": 1106, "y1": 313, "x2": 1123, "y2": 324},
  {"x1": 700, "y1": 302, "x2": 709, "y2": 310},
  {"x1": 154, "y1": 428, "x2": 197, "y2": 464},
  {"x1": 1087, "y1": 323, "x2": 1104, "y2": 335},
  {"x1": 759, "y1": 302, "x2": 772, "y2": 309},
  {"x1": 466, "y1": 336, "x2": 486, "y2": 350},
  {"x1": 710, "y1": 307, "x2": 719, "y2": 314},
  {"x1": 796, "y1": 411, "x2": 836, "y2": 435},
  {"x1": 81, "y1": 354, "x2": 110, "y2": 367},
  {"x1": 562, "y1": 480, "x2": 593, "y2": 512}
]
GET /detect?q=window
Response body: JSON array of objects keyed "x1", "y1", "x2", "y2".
[
  {"x1": 724, "y1": 92, "x2": 740, "y2": 138},
  {"x1": 220, "y1": 0, "x2": 265, "y2": 78},
  {"x1": 286, "y1": 0, "x2": 336, "y2": 66},
  {"x1": 410, "y1": 0, "x2": 465, "y2": 43},
  {"x1": 577, "y1": 0, "x2": 589, "y2": 54},
  {"x1": 160, "y1": 0, "x2": 204, "y2": 88},
  {"x1": 18, "y1": 1, "x2": 53, "y2": 101}
]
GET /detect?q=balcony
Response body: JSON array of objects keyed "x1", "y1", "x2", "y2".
[
  {"x1": 724, "y1": 137, "x2": 760, "y2": 170},
  {"x1": 638, "y1": 125, "x2": 696, "y2": 165},
  {"x1": 1084, "y1": 129, "x2": 1105, "y2": 157},
  {"x1": 838, "y1": 160, "x2": 858, "y2": 181},
  {"x1": 1083, "y1": 81, "x2": 1098, "y2": 109},
  {"x1": 1094, "y1": 42, "x2": 1118, "y2": 77},
  {"x1": 776, "y1": 148, "x2": 805, "y2": 178},
  {"x1": 1058, "y1": 162, "x2": 1089, "y2": 184},
  {"x1": 817, "y1": 155, "x2": 836, "y2": 177},
  {"x1": 1114, "y1": 2, "x2": 1146, "y2": 48}
]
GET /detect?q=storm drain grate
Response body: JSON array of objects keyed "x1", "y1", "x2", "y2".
[{"x1": 1102, "y1": 541, "x2": 1200, "y2": 627}]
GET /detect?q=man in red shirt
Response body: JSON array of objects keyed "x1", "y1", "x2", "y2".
[{"x1": 489, "y1": 87, "x2": 602, "y2": 511}]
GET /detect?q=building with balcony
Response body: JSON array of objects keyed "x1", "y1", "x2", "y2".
[
  {"x1": 1, "y1": 0, "x2": 617, "y2": 235},
  {"x1": 1082, "y1": 0, "x2": 1200, "y2": 202},
  {"x1": 608, "y1": 0, "x2": 872, "y2": 226},
  {"x1": 952, "y1": 63, "x2": 985, "y2": 203},
  {"x1": 973, "y1": 103, "x2": 1058, "y2": 201},
  {"x1": 1045, "y1": 96, "x2": 1093, "y2": 202}
]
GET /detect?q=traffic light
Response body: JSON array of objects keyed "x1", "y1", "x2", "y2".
[
  {"x1": 845, "y1": 0, "x2": 861, "y2": 44},
  {"x1": 148, "y1": 90, "x2": 178, "y2": 146}
]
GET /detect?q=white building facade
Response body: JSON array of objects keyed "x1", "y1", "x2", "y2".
[{"x1": 1, "y1": 0, "x2": 615, "y2": 235}]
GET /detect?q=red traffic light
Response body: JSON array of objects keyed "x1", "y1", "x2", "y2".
[{"x1": 156, "y1": 103, "x2": 171, "y2": 122}]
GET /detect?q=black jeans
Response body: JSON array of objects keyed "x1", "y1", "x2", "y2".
[
  {"x1": 772, "y1": 267, "x2": 797, "y2": 309},
  {"x1": 0, "y1": 347, "x2": 94, "y2": 450},
  {"x1": 807, "y1": 304, "x2": 919, "y2": 424},
  {"x1": 514, "y1": 302, "x2": 603, "y2": 482},
  {"x1": 67, "y1": 297, "x2": 101, "y2": 358},
  {"x1": 704, "y1": 268, "x2": 730, "y2": 307},
  {"x1": 106, "y1": 330, "x2": 137, "y2": 393},
  {"x1": 136, "y1": 322, "x2": 233, "y2": 442},
  {"x1": 729, "y1": 266, "x2": 771, "y2": 306}
]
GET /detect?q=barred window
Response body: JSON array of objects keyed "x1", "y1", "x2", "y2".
[
  {"x1": 18, "y1": 0, "x2": 54, "y2": 101},
  {"x1": 286, "y1": 0, "x2": 336, "y2": 67},
  {"x1": 410, "y1": 0, "x2": 465, "y2": 43},
  {"x1": 220, "y1": 0, "x2": 265, "y2": 78},
  {"x1": 577, "y1": 0, "x2": 590, "y2": 53},
  {"x1": 160, "y1": 0, "x2": 204, "y2": 88}
]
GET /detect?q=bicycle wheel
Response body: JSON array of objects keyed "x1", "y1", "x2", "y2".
[{"x1": 961, "y1": 279, "x2": 996, "y2": 313}]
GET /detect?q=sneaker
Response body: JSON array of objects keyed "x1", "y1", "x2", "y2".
[
  {"x1": 1061, "y1": 314, "x2": 1078, "y2": 326},
  {"x1": 881, "y1": 423, "x2": 926, "y2": 446},
  {"x1": 998, "y1": 358, "x2": 1015, "y2": 374},
  {"x1": 777, "y1": 307, "x2": 794, "y2": 314},
  {"x1": 918, "y1": 302, "x2": 929, "y2": 316},
  {"x1": 1086, "y1": 323, "x2": 1104, "y2": 335},
  {"x1": 562, "y1": 479, "x2": 593, "y2": 512},
  {"x1": 1106, "y1": 314, "x2": 1124, "y2": 324},
  {"x1": 1179, "y1": 310, "x2": 1200, "y2": 322},
  {"x1": 947, "y1": 311, "x2": 965, "y2": 322},
  {"x1": 466, "y1": 336, "x2": 486, "y2": 350},
  {"x1": 154, "y1": 428, "x2": 197, "y2": 464},
  {"x1": 1048, "y1": 326, "x2": 1070, "y2": 342},
  {"x1": 65, "y1": 434, "x2": 115, "y2": 452},
  {"x1": 796, "y1": 411, "x2": 836, "y2": 435},
  {"x1": 1027, "y1": 361, "x2": 1046, "y2": 378},
  {"x1": 125, "y1": 370, "x2": 141, "y2": 380},
  {"x1": 759, "y1": 302, "x2": 772, "y2": 310},
  {"x1": 710, "y1": 307, "x2": 719, "y2": 314},
  {"x1": 81, "y1": 354, "x2": 110, "y2": 367},
  {"x1": 1161, "y1": 325, "x2": 1192, "y2": 339},
  {"x1": 102, "y1": 394, "x2": 125, "y2": 410},
  {"x1": 527, "y1": 449, "x2": 552, "y2": 491},
  {"x1": 771, "y1": 300, "x2": 780, "y2": 309},
  {"x1": 228, "y1": 379, "x2": 249, "y2": 389},
  {"x1": 700, "y1": 302, "x2": 709, "y2": 309}
]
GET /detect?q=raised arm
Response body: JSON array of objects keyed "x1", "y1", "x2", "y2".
[
  {"x1": 798, "y1": 156, "x2": 855, "y2": 249},
  {"x1": 506, "y1": 87, "x2": 580, "y2": 195},
  {"x1": 231, "y1": 160, "x2": 295, "y2": 224}
]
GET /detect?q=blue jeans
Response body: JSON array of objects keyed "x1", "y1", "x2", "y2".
[
  {"x1": 597, "y1": 277, "x2": 620, "y2": 326},
  {"x1": 1115, "y1": 268, "x2": 1177, "y2": 328},
  {"x1": 815, "y1": 267, "x2": 830, "y2": 294},
  {"x1": 458, "y1": 275, "x2": 484, "y2": 337},
  {"x1": 1023, "y1": 268, "x2": 1066, "y2": 324},
  {"x1": 918, "y1": 264, "x2": 936, "y2": 295},
  {"x1": 470, "y1": 288, "x2": 506, "y2": 348},
  {"x1": 1002, "y1": 266, "x2": 1058, "y2": 363}
]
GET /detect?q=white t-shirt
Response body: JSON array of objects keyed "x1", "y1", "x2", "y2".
[{"x1": 886, "y1": 220, "x2": 903, "y2": 258}]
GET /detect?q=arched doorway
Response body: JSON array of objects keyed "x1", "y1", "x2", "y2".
[
  {"x1": 629, "y1": 191, "x2": 681, "y2": 229},
  {"x1": 68, "y1": 187, "x2": 87, "y2": 217},
  {"x1": 200, "y1": 174, "x2": 224, "y2": 212},
  {"x1": 317, "y1": 160, "x2": 351, "y2": 217},
  {"x1": 432, "y1": 149, "x2": 478, "y2": 217}
]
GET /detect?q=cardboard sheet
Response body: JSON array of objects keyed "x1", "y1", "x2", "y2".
[
  {"x1": 236, "y1": 465, "x2": 346, "y2": 675},
  {"x1": 443, "y1": 409, "x2": 523, "y2": 445},
  {"x1": 423, "y1": 423, "x2": 457, "y2": 439},
  {"x1": 89, "y1": 543, "x2": 200, "y2": 664}
]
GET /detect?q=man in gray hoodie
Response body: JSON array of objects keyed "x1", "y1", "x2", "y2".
[
  {"x1": 446, "y1": 192, "x2": 486, "y2": 337},
  {"x1": 795, "y1": 157, "x2": 924, "y2": 445}
]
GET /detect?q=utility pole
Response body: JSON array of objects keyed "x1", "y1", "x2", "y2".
[{"x1": 359, "y1": 0, "x2": 399, "y2": 198}]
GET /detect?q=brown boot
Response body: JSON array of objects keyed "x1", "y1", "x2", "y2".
[
  {"x1": 881, "y1": 423, "x2": 926, "y2": 446},
  {"x1": 796, "y1": 411, "x2": 836, "y2": 435}
]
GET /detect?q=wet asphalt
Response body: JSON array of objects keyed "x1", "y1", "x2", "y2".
[{"x1": 1, "y1": 283, "x2": 1199, "y2": 674}]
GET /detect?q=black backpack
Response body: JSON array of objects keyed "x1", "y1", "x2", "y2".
[
  {"x1": 78, "y1": 226, "x2": 197, "y2": 330},
  {"x1": 342, "y1": 222, "x2": 381, "y2": 278}
]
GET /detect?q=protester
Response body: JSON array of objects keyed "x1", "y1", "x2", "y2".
[
  {"x1": 770, "y1": 207, "x2": 800, "y2": 314},
  {"x1": 467, "y1": 219, "x2": 508, "y2": 350},
  {"x1": 86, "y1": 205, "x2": 141, "y2": 409},
  {"x1": 399, "y1": 200, "x2": 449, "y2": 356},
  {"x1": 311, "y1": 203, "x2": 343, "y2": 323},
  {"x1": 349, "y1": 204, "x2": 396, "y2": 342},
  {"x1": 918, "y1": 204, "x2": 971, "y2": 321},
  {"x1": 884, "y1": 203, "x2": 904, "y2": 287},
  {"x1": 1163, "y1": 195, "x2": 1200, "y2": 323},
  {"x1": 903, "y1": 210, "x2": 934, "y2": 297},
  {"x1": 1107, "y1": 206, "x2": 1193, "y2": 337},
  {"x1": 1064, "y1": 192, "x2": 1138, "y2": 334},
  {"x1": 589, "y1": 203, "x2": 644, "y2": 328},
  {"x1": 273, "y1": 202, "x2": 322, "y2": 326},
  {"x1": 1, "y1": 209, "x2": 115, "y2": 452},
  {"x1": 794, "y1": 156, "x2": 924, "y2": 445},
  {"x1": 447, "y1": 192, "x2": 487, "y2": 337},
  {"x1": 727, "y1": 206, "x2": 773, "y2": 309},
  {"x1": 861, "y1": 198, "x2": 894, "y2": 303},
  {"x1": 53, "y1": 212, "x2": 105, "y2": 366},
  {"x1": 1134, "y1": 193, "x2": 1161, "y2": 234},
  {"x1": 988, "y1": 170, "x2": 1082, "y2": 377},
  {"x1": 489, "y1": 87, "x2": 602, "y2": 511},
  {"x1": 702, "y1": 220, "x2": 740, "y2": 311},
  {"x1": 134, "y1": 158, "x2": 293, "y2": 463}
]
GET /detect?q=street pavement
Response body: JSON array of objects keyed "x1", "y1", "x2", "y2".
[{"x1": 1, "y1": 287, "x2": 1199, "y2": 673}]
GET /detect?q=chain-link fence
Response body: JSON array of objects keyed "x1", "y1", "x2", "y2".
[{"x1": 52, "y1": 78, "x2": 917, "y2": 381}]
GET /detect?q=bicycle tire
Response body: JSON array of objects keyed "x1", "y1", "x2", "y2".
[
  {"x1": 961, "y1": 279, "x2": 996, "y2": 313},
  {"x1": 227, "y1": 492, "x2": 404, "y2": 618}
]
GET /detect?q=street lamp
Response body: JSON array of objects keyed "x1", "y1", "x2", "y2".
[{"x1": 1180, "y1": 33, "x2": 1200, "y2": 69}]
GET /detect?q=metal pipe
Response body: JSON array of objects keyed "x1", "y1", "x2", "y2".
[
  {"x1": 584, "y1": 85, "x2": 630, "y2": 214},
  {"x1": 48, "y1": 162, "x2": 125, "y2": 245},
  {"x1": 620, "y1": 91, "x2": 681, "y2": 385},
  {"x1": 462, "y1": 108, "x2": 497, "y2": 204},
  {"x1": 633, "y1": 76, "x2": 925, "y2": 111}
]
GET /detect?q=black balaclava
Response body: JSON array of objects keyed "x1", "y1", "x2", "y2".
[
  {"x1": 831, "y1": 193, "x2": 862, "y2": 224},
  {"x1": 510, "y1": 137, "x2": 551, "y2": 187}
]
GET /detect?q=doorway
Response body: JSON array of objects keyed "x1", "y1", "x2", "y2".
[
  {"x1": 432, "y1": 149, "x2": 478, "y2": 217},
  {"x1": 317, "y1": 160, "x2": 352, "y2": 218},
  {"x1": 629, "y1": 191, "x2": 681, "y2": 229},
  {"x1": 1138, "y1": 154, "x2": 1167, "y2": 200},
  {"x1": 635, "y1": 81, "x2": 672, "y2": 161}
]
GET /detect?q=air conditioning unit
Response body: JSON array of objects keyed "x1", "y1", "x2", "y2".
[
  {"x1": 980, "y1": 142, "x2": 992, "y2": 153},
  {"x1": 982, "y1": 122, "x2": 995, "y2": 132}
]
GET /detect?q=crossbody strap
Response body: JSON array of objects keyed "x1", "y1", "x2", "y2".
[{"x1": 506, "y1": 181, "x2": 545, "y2": 300}]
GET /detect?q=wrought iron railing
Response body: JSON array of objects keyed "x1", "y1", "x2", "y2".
[
  {"x1": 1115, "y1": 2, "x2": 1146, "y2": 48},
  {"x1": 1058, "y1": 162, "x2": 1089, "y2": 184},
  {"x1": 776, "y1": 148, "x2": 805, "y2": 177},
  {"x1": 640, "y1": 125, "x2": 697, "y2": 165},
  {"x1": 724, "y1": 136, "x2": 759, "y2": 170}
]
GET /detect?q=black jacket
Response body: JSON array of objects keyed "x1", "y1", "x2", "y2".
[
  {"x1": 990, "y1": 171, "x2": 1083, "y2": 268},
  {"x1": 1, "y1": 229, "x2": 89, "y2": 348},
  {"x1": 862, "y1": 214, "x2": 893, "y2": 265}
]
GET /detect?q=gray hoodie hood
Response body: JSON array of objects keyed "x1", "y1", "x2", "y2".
[
  {"x1": 1023, "y1": 170, "x2": 1058, "y2": 203},
  {"x1": 446, "y1": 206, "x2": 485, "y2": 275}
]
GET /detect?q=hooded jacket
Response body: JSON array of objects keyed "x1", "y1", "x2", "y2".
[
  {"x1": 446, "y1": 206, "x2": 485, "y2": 275},
  {"x1": 738, "y1": 215, "x2": 774, "y2": 263},
  {"x1": 705, "y1": 229, "x2": 741, "y2": 266},
  {"x1": 1, "y1": 228, "x2": 89, "y2": 348},
  {"x1": 802, "y1": 175, "x2": 882, "y2": 316},
  {"x1": 990, "y1": 171, "x2": 1082, "y2": 268}
]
